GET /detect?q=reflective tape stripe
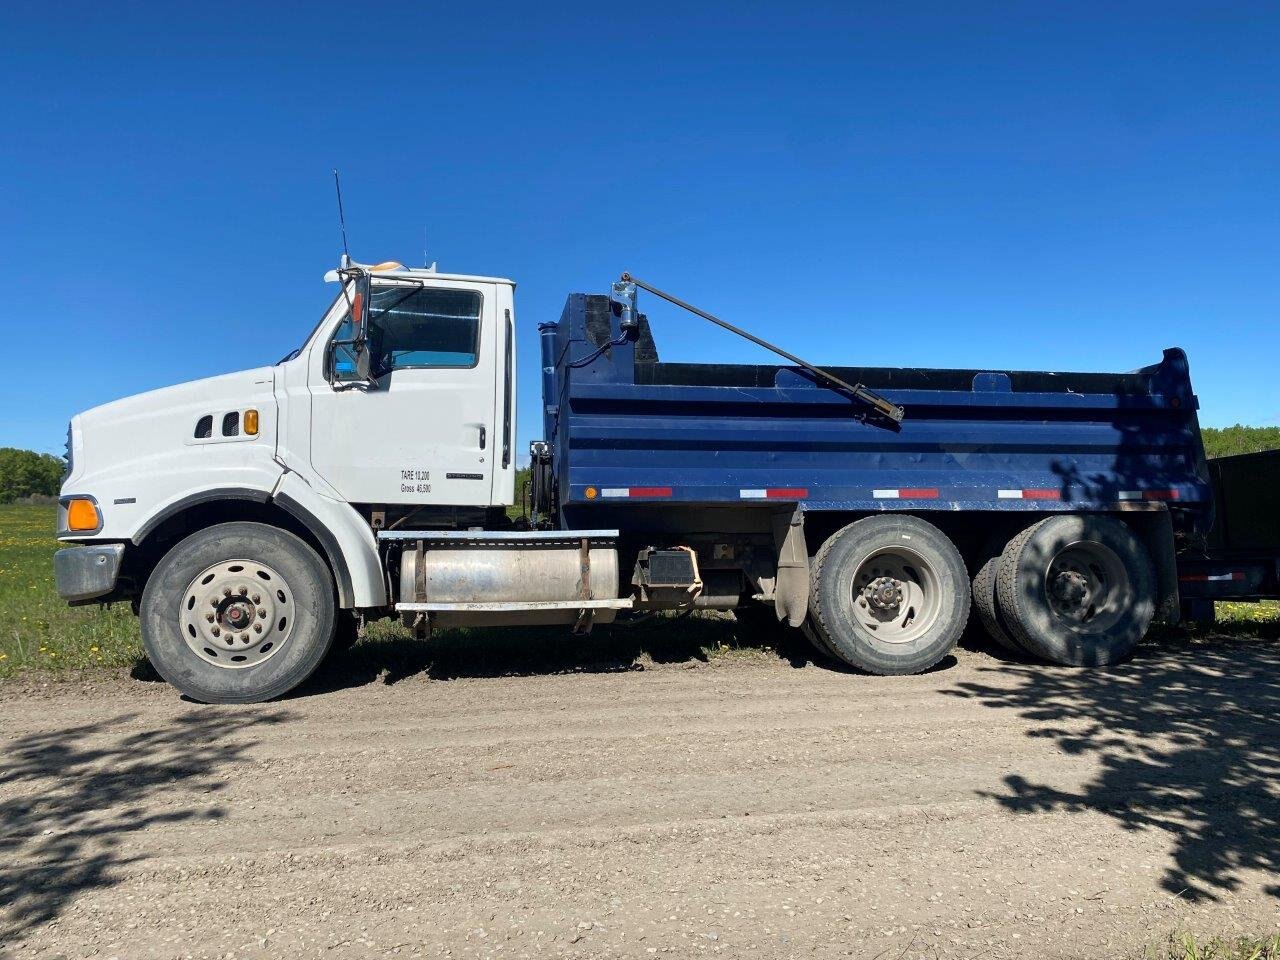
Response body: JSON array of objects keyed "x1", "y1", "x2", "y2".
[
  {"x1": 600, "y1": 488, "x2": 629, "y2": 498},
  {"x1": 739, "y1": 489, "x2": 807, "y2": 499},
  {"x1": 1119, "y1": 489, "x2": 1180, "y2": 501},
  {"x1": 628, "y1": 486, "x2": 672, "y2": 498},
  {"x1": 999, "y1": 489, "x2": 1061, "y2": 500},
  {"x1": 873, "y1": 488, "x2": 939, "y2": 499}
]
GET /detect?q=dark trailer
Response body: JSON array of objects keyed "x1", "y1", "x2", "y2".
[{"x1": 529, "y1": 285, "x2": 1267, "y2": 673}]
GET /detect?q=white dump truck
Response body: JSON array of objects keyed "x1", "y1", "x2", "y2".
[{"x1": 58, "y1": 256, "x2": 1258, "y2": 704}]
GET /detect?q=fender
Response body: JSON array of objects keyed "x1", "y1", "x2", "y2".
[
  {"x1": 132, "y1": 487, "x2": 271, "y2": 544},
  {"x1": 272, "y1": 471, "x2": 387, "y2": 609},
  {"x1": 129, "y1": 479, "x2": 387, "y2": 610}
]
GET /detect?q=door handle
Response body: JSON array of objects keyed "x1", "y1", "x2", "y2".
[{"x1": 478, "y1": 425, "x2": 486, "y2": 450}]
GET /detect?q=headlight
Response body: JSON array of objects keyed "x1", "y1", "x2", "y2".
[{"x1": 65, "y1": 498, "x2": 102, "y2": 533}]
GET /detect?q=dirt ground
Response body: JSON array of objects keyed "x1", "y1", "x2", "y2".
[{"x1": 2, "y1": 626, "x2": 1278, "y2": 960}]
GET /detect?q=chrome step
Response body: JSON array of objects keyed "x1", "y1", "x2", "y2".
[{"x1": 395, "y1": 598, "x2": 633, "y2": 613}]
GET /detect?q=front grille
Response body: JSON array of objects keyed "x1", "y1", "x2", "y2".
[{"x1": 62, "y1": 423, "x2": 73, "y2": 483}]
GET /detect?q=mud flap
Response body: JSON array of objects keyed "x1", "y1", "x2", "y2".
[
  {"x1": 771, "y1": 505, "x2": 809, "y2": 627},
  {"x1": 1126, "y1": 509, "x2": 1181, "y2": 625}
]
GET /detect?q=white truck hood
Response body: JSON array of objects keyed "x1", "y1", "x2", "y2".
[{"x1": 64, "y1": 366, "x2": 280, "y2": 503}]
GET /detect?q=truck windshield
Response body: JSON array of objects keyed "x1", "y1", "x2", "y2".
[{"x1": 277, "y1": 292, "x2": 343, "y2": 364}]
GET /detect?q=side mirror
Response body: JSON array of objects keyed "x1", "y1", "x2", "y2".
[
  {"x1": 350, "y1": 273, "x2": 371, "y2": 346},
  {"x1": 327, "y1": 271, "x2": 378, "y2": 387},
  {"x1": 354, "y1": 340, "x2": 373, "y2": 381},
  {"x1": 351, "y1": 273, "x2": 374, "y2": 383}
]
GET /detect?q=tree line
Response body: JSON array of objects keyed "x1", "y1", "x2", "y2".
[
  {"x1": 0, "y1": 448, "x2": 67, "y2": 503},
  {"x1": 1200, "y1": 424, "x2": 1280, "y2": 460},
  {"x1": 0, "y1": 426, "x2": 1276, "y2": 505}
]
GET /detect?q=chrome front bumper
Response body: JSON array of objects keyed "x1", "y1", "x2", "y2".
[{"x1": 54, "y1": 543, "x2": 125, "y2": 604}]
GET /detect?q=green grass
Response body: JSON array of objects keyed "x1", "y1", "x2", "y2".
[
  {"x1": 2, "y1": 503, "x2": 1278, "y2": 682},
  {"x1": 1146, "y1": 932, "x2": 1280, "y2": 960},
  {"x1": 0, "y1": 504, "x2": 141, "y2": 678}
]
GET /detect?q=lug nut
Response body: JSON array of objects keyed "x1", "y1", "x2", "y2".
[
  {"x1": 253, "y1": 624, "x2": 263, "y2": 634},
  {"x1": 222, "y1": 587, "x2": 232, "y2": 597},
  {"x1": 211, "y1": 627, "x2": 220, "y2": 637},
  {"x1": 258, "y1": 608, "x2": 267, "y2": 618},
  {"x1": 240, "y1": 633, "x2": 250, "y2": 642},
  {"x1": 206, "y1": 613, "x2": 215, "y2": 622},
  {"x1": 239, "y1": 586, "x2": 248, "y2": 596},
  {"x1": 252, "y1": 594, "x2": 260, "y2": 604}
]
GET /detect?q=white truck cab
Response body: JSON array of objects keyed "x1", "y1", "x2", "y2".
[{"x1": 55, "y1": 260, "x2": 533, "y2": 702}]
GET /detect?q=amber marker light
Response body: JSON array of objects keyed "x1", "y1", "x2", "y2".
[
  {"x1": 66, "y1": 498, "x2": 101, "y2": 532},
  {"x1": 243, "y1": 409, "x2": 259, "y2": 436},
  {"x1": 585, "y1": 486, "x2": 598, "y2": 499}
]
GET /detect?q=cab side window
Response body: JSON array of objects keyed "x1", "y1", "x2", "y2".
[{"x1": 369, "y1": 287, "x2": 482, "y2": 372}]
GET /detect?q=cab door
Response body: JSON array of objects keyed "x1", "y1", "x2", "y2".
[{"x1": 307, "y1": 279, "x2": 499, "y2": 506}]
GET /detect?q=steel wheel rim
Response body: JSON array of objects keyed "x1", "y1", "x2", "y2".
[
  {"x1": 179, "y1": 559, "x2": 295, "y2": 668},
  {"x1": 850, "y1": 546, "x2": 942, "y2": 644},
  {"x1": 1043, "y1": 539, "x2": 1131, "y2": 634}
]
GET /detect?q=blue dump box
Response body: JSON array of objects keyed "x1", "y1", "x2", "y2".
[{"x1": 540, "y1": 293, "x2": 1213, "y2": 529}]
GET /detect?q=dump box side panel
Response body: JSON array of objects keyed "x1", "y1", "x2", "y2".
[{"x1": 543, "y1": 295, "x2": 1213, "y2": 528}]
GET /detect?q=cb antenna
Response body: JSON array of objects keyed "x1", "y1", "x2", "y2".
[{"x1": 333, "y1": 169, "x2": 351, "y2": 265}]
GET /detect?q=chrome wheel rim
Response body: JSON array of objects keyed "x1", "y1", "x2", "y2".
[
  {"x1": 179, "y1": 560, "x2": 294, "y2": 668},
  {"x1": 850, "y1": 546, "x2": 942, "y2": 644},
  {"x1": 1043, "y1": 540, "x2": 1130, "y2": 634}
]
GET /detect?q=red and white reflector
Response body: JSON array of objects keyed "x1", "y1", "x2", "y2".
[
  {"x1": 601, "y1": 486, "x2": 672, "y2": 498},
  {"x1": 1118, "y1": 489, "x2": 1180, "y2": 501},
  {"x1": 739, "y1": 488, "x2": 808, "y2": 499},
  {"x1": 998, "y1": 489, "x2": 1061, "y2": 500},
  {"x1": 873, "y1": 488, "x2": 939, "y2": 499},
  {"x1": 1179, "y1": 571, "x2": 1245, "y2": 583}
]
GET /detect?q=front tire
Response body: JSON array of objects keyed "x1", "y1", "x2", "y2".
[
  {"x1": 808, "y1": 515, "x2": 970, "y2": 675},
  {"x1": 140, "y1": 522, "x2": 336, "y2": 703},
  {"x1": 994, "y1": 514, "x2": 1155, "y2": 667}
]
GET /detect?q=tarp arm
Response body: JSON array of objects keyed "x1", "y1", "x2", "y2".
[{"x1": 620, "y1": 272, "x2": 905, "y2": 423}]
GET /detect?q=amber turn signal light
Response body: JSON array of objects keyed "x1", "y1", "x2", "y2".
[
  {"x1": 66, "y1": 498, "x2": 101, "y2": 532},
  {"x1": 243, "y1": 409, "x2": 259, "y2": 436}
]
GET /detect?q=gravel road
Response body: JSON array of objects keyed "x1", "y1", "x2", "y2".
[{"x1": 2, "y1": 625, "x2": 1277, "y2": 959}]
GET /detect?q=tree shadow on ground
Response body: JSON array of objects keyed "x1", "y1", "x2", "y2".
[
  {"x1": 945, "y1": 626, "x2": 1280, "y2": 904},
  {"x1": 0, "y1": 708, "x2": 290, "y2": 943},
  {"x1": 297, "y1": 611, "x2": 845, "y2": 695}
]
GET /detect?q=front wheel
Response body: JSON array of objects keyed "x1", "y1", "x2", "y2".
[
  {"x1": 808, "y1": 515, "x2": 970, "y2": 675},
  {"x1": 140, "y1": 522, "x2": 336, "y2": 703}
]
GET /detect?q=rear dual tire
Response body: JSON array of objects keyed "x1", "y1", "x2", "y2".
[
  {"x1": 993, "y1": 514, "x2": 1156, "y2": 667},
  {"x1": 970, "y1": 535, "x2": 1024, "y2": 657}
]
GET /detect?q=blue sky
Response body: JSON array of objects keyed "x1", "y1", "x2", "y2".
[{"x1": 2, "y1": 1, "x2": 1277, "y2": 457}]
